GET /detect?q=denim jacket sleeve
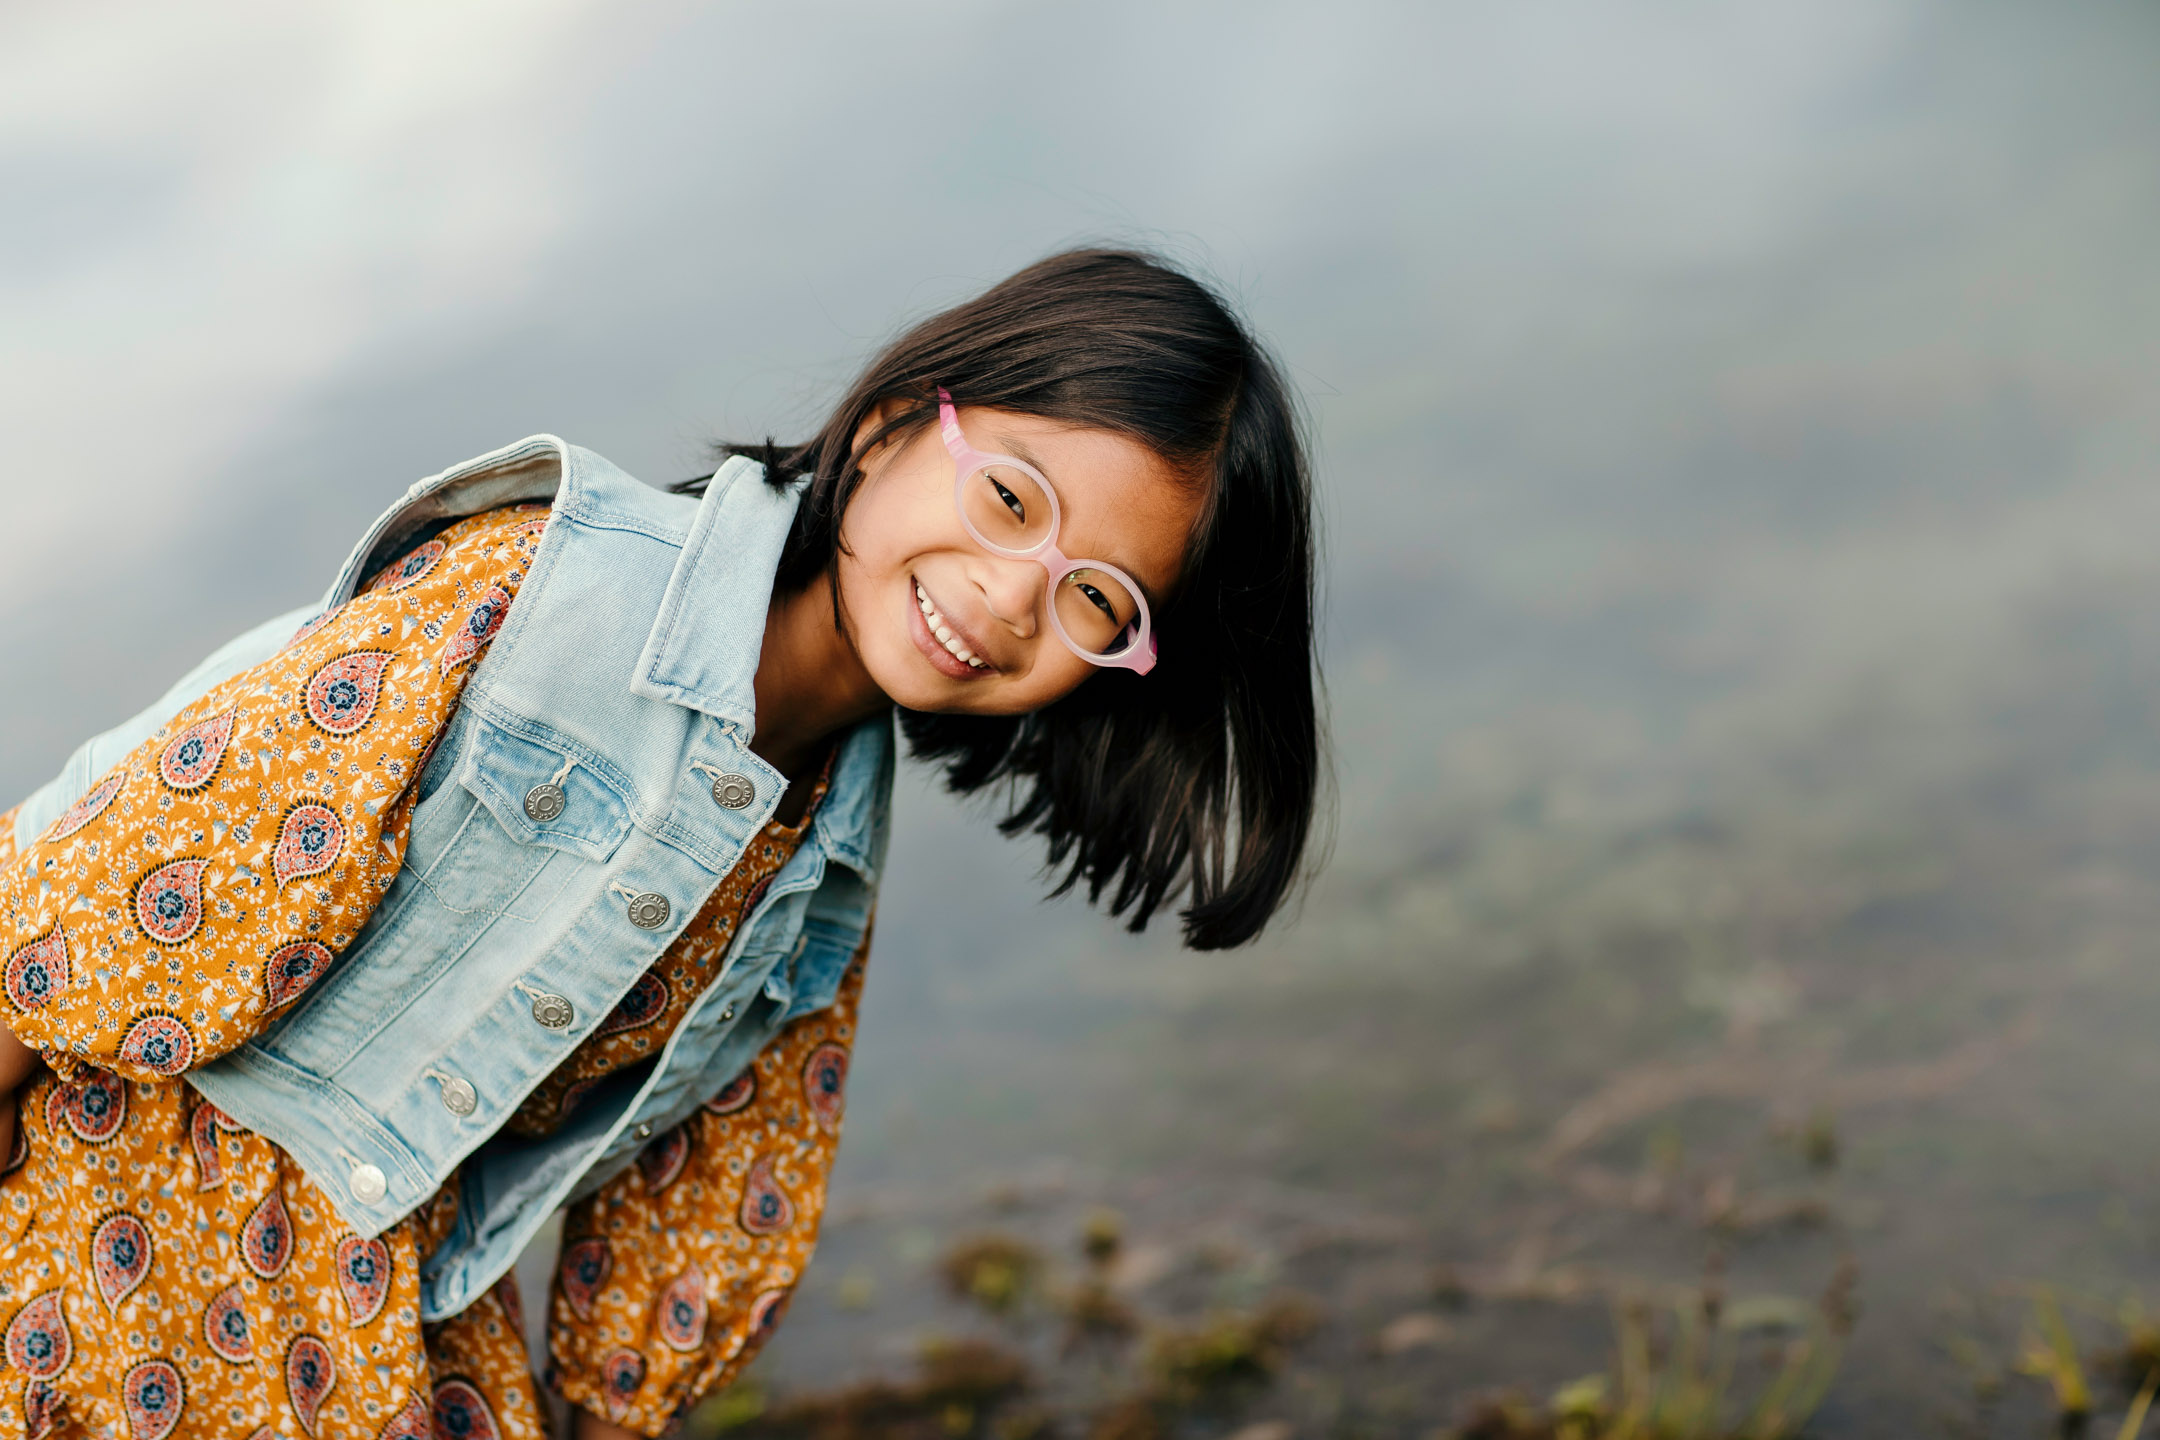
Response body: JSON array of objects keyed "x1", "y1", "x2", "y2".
[{"x1": 0, "y1": 506, "x2": 544, "y2": 1083}]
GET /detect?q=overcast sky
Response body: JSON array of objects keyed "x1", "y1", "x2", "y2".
[{"x1": 6, "y1": 0, "x2": 2160, "y2": 901}]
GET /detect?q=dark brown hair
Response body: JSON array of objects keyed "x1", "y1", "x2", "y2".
[{"x1": 680, "y1": 249, "x2": 1318, "y2": 949}]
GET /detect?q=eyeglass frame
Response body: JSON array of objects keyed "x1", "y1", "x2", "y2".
[{"x1": 936, "y1": 387, "x2": 1159, "y2": 674}]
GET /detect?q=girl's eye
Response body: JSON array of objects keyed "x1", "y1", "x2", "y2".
[
  {"x1": 1077, "y1": 582, "x2": 1117, "y2": 621},
  {"x1": 992, "y1": 479, "x2": 1025, "y2": 523}
]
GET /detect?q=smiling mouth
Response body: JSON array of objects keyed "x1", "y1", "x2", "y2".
[{"x1": 913, "y1": 580, "x2": 992, "y2": 672}]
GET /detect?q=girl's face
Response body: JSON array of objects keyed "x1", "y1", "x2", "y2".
[{"x1": 835, "y1": 404, "x2": 1206, "y2": 715}]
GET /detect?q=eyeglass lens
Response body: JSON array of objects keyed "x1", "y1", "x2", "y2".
[{"x1": 957, "y1": 462, "x2": 1143, "y2": 658}]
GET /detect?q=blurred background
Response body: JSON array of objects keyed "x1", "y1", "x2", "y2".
[{"x1": 8, "y1": 3, "x2": 2160, "y2": 1435}]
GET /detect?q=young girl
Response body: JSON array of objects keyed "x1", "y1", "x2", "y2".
[{"x1": 0, "y1": 249, "x2": 1318, "y2": 1440}]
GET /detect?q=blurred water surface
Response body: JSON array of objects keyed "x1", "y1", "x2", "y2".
[{"x1": 8, "y1": 2, "x2": 2160, "y2": 1432}]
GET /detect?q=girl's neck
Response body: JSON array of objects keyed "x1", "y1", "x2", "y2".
[{"x1": 751, "y1": 572, "x2": 887, "y2": 778}]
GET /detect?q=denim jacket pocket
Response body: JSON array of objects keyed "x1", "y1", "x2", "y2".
[{"x1": 458, "y1": 716, "x2": 635, "y2": 865}]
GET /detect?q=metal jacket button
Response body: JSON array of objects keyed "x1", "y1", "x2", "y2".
[
  {"x1": 530, "y1": 993, "x2": 575, "y2": 1029},
  {"x1": 523, "y1": 783, "x2": 567, "y2": 823},
  {"x1": 626, "y1": 892, "x2": 671, "y2": 929},
  {"x1": 438, "y1": 1076, "x2": 478, "y2": 1116},
  {"x1": 720, "y1": 1003, "x2": 736, "y2": 1022},
  {"x1": 635, "y1": 1122, "x2": 653, "y2": 1140},
  {"x1": 710, "y1": 772, "x2": 756, "y2": 809},
  {"x1": 348, "y1": 1163, "x2": 387, "y2": 1204}
]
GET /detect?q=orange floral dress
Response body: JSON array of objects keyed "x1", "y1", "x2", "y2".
[{"x1": 0, "y1": 505, "x2": 866, "y2": 1439}]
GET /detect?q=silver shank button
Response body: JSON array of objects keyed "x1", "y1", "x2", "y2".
[
  {"x1": 348, "y1": 1162, "x2": 387, "y2": 1205},
  {"x1": 530, "y1": 993, "x2": 575, "y2": 1029},
  {"x1": 625, "y1": 891, "x2": 672, "y2": 930},
  {"x1": 438, "y1": 1076, "x2": 478, "y2": 1116},
  {"x1": 523, "y1": 783, "x2": 567, "y2": 823},
  {"x1": 710, "y1": 772, "x2": 756, "y2": 810}
]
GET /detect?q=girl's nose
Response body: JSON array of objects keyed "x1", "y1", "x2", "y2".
[{"x1": 977, "y1": 558, "x2": 1040, "y2": 639}]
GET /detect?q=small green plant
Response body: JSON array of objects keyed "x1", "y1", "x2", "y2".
[
  {"x1": 1065, "y1": 1276, "x2": 1139, "y2": 1346},
  {"x1": 1799, "y1": 1111, "x2": 1838, "y2": 1172},
  {"x1": 1445, "y1": 1259, "x2": 1857, "y2": 1440},
  {"x1": 2116, "y1": 1296, "x2": 2160, "y2": 1391},
  {"x1": 2016, "y1": 1287, "x2": 2092, "y2": 1422},
  {"x1": 940, "y1": 1234, "x2": 1043, "y2": 1316},
  {"x1": 1144, "y1": 1295, "x2": 1318, "y2": 1401},
  {"x1": 1082, "y1": 1209, "x2": 1124, "y2": 1269}
]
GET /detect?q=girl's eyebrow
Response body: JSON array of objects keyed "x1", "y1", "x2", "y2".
[{"x1": 992, "y1": 433, "x2": 1051, "y2": 475}]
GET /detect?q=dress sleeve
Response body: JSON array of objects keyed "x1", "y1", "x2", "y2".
[
  {"x1": 0, "y1": 504, "x2": 547, "y2": 1083},
  {"x1": 548, "y1": 938, "x2": 873, "y2": 1434}
]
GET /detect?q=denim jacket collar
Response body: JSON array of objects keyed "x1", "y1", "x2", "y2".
[
  {"x1": 625, "y1": 455, "x2": 890, "y2": 883},
  {"x1": 334, "y1": 439, "x2": 889, "y2": 885},
  {"x1": 630, "y1": 456, "x2": 802, "y2": 731}
]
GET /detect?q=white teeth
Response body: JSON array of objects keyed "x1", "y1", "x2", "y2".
[{"x1": 915, "y1": 580, "x2": 988, "y2": 671}]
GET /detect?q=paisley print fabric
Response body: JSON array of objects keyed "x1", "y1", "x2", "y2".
[
  {"x1": 1, "y1": 507, "x2": 539, "y2": 1083},
  {"x1": 3, "y1": 933, "x2": 68, "y2": 1014},
  {"x1": 3, "y1": 1293, "x2": 69, "y2": 1380},
  {"x1": 202, "y1": 1285, "x2": 252, "y2": 1363},
  {"x1": 156, "y1": 710, "x2": 233, "y2": 792},
  {"x1": 37, "y1": 775, "x2": 120, "y2": 845},
  {"x1": 596, "y1": 971, "x2": 669, "y2": 1036},
  {"x1": 302, "y1": 651, "x2": 390, "y2": 736},
  {"x1": 90, "y1": 1212, "x2": 152, "y2": 1310},
  {"x1": 704, "y1": 1069, "x2": 757, "y2": 1115},
  {"x1": 803, "y1": 1042, "x2": 849, "y2": 1135},
  {"x1": 240, "y1": 1190, "x2": 294, "y2": 1279},
  {"x1": 438, "y1": 584, "x2": 512, "y2": 676},
  {"x1": 335, "y1": 1236, "x2": 392, "y2": 1326},
  {"x1": 120, "y1": 1359, "x2": 185, "y2": 1440},
  {"x1": 284, "y1": 1334, "x2": 336, "y2": 1436},
  {"x1": 116, "y1": 1015, "x2": 192, "y2": 1076},
  {"x1": 270, "y1": 802, "x2": 346, "y2": 888},
  {"x1": 45, "y1": 1070, "x2": 125, "y2": 1145},
  {"x1": 263, "y1": 939, "x2": 334, "y2": 1011},
  {"x1": 364, "y1": 537, "x2": 444, "y2": 594},
  {"x1": 131, "y1": 859, "x2": 206, "y2": 946},
  {"x1": 738, "y1": 1155, "x2": 796, "y2": 1236},
  {"x1": 548, "y1": 952, "x2": 869, "y2": 1432},
  {"x1": 0, "y1": 506, "x2": 871, "y2": 1437}
]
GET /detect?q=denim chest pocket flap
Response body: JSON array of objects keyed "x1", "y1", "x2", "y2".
[{"x1": 457, "y1": 718, "x2": 635, "y2": 863}]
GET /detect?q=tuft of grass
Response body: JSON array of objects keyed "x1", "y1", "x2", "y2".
[
  {"x1": 2115, "y1": 1298, "x2": 2160, "y2": 1393},
  {"x1": 1144, "y1": 1295, "x2": 1319, "y2": 1402},
  {"x1": 1443, "y1": 1259, "x2": 1857, "y2": 1440},
  {"x1": 1799, "y1": 1111, "x2": 1838, "y2": 1172},
  {"x1": 940, "y1": 1234, "x2": 1044, "y2": 1317},
  {"x1": 1065, "y1": 1277, "x2": 1139, "y2": 1346},
  {"x1": 1084, "y1": 1296, "x2": 1318, "y2": 1440},
  {"x1": 2016, "y1": 1287, "x2": 2092, "y2": 1422},
  {"x1": 1081, "y1": 1209, "x2": 1124, "y2": 1269}
]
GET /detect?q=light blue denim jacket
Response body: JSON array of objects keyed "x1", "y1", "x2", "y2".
[{"x1": 11, "y1": 438, "x2": 894, "y2": 1321}]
